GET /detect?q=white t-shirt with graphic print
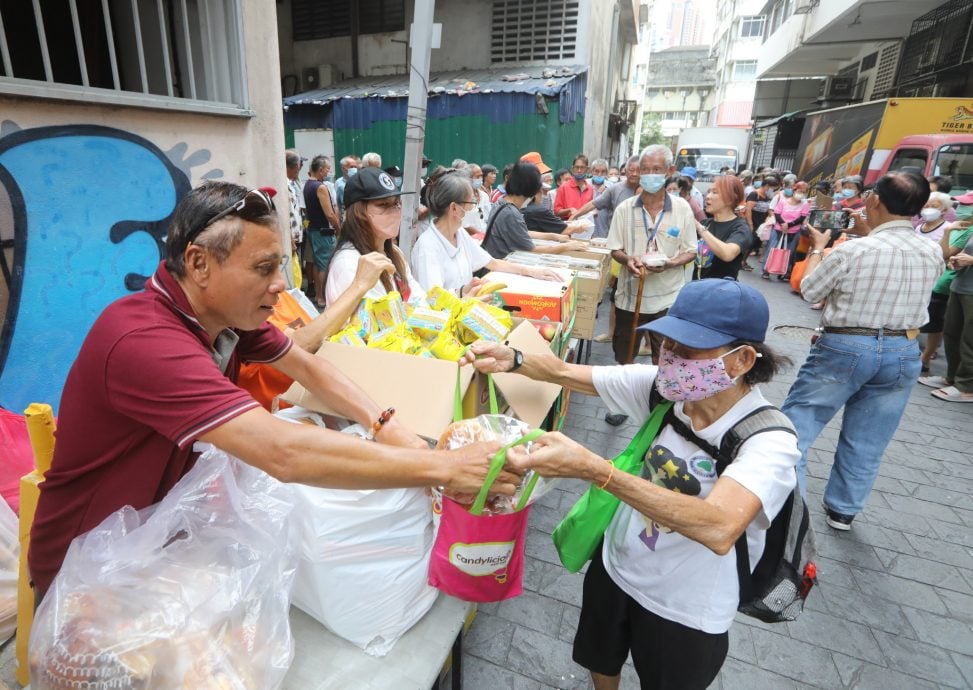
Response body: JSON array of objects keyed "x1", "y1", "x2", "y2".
[{"x1": 592, "y1": 363, "x2": 799, "y2": 634}]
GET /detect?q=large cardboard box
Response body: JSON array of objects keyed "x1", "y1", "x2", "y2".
[
  {"x1": 482, "y1": 269, "x2": 576, "y2": 326},
  {"x1": 503, "y1": 254, "x2": 602, "y2": 340},
  {"x1": 281, "y1": 322, "x2": 562, "y2": 438}
]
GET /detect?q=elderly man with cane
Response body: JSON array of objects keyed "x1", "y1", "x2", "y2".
[{"x1": 605, "y1": 144, "x2": 698, "y2": 425}]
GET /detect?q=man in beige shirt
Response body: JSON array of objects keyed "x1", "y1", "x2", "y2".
[{"x1": 607, "y1": 145, "x2": 697, "y2": 365}]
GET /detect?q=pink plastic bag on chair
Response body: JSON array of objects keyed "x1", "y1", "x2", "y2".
[
  {"x1": 428, "y1": 427, "x2": 543, "y2": 603},
  {"x1": 0, "y1": 409, "x2": 37, "y2": 514}
]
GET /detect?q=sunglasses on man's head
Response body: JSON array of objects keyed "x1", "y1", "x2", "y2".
[{"x1": 187, "y1": 189, "x2": 276, "y2": 245}]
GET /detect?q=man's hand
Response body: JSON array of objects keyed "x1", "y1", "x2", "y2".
[
  {"x1": 849, "y1": 208, "x2": 872, "y2": 234},
  {"x1": 461, "y1": 340, "x2": 515, "y2": 373},
  {"x1": 442, "y1": 440, "x2": 522, "y2": 496},
  {"x1": 505, "y1": 432, "x2": 602, "y2": 483},
  {"x1": 806, "y1": 223, "x2": 832, "y2": 251},
  {"x1": 351, "y1": 252, "x2": 395, "y2": 292},
  {"x1": 625, "y1": 255, "x2": 646, "y2": 277},
  {"x1": 948, "y1": 252, "x2": 973, "y2": 270}
]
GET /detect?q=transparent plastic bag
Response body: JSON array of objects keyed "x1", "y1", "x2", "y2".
[
  {"x1": 0, "y1": 498, "x2": 18, "y2": 645},
  {"x1": 435, "y1": 414, "x2": 554, "y2": 515},
  {"x1": 29, "y1": 446, "x2": 298, "y2": 690}
]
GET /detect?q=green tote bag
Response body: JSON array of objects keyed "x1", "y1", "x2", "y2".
[{"x1": 551, "y1": 401, "x2": 672, "y2": 573}]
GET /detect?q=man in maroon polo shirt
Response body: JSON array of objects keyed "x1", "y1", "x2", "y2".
[
  {"x1": 553, "y1": 153, "x2": 594, "y2": 219},
  {"x1": 29, "y1": 182, "x2": 515, "y2": 599}
]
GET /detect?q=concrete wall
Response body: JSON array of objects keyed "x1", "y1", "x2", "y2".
[
  {"x1": 0, "y1": 0, "x2": 286, "y2": 413},
  {"x1": 278, "y1": 0, "x2": 495, "y2": 87}
]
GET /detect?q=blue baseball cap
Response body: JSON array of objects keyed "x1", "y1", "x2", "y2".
[
  {"x1": 638, "y1": 278, "x2": 769, "y2": 348},
  {"x1": 680, "y1": 166, "x2": 698, "y2": 180}
]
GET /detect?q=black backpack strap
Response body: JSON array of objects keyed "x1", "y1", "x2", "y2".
[{"x1": 482, "y1": 201, "x2": 513, "y2": 245}]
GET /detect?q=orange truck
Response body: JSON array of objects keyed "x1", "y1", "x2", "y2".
[{"x1": 795, "y1": 98, "x2": 973, "y2": 194}]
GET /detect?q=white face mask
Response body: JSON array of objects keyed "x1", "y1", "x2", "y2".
[
  {"x1": 608, "y1": 176, "x2": 620, "y2": 184},
  {"x1": 920, "y1": 208, "x2": 942, "y2": 223},
  {"x1": 794, "y1": 192, "x2": 806, "y2": 201}
]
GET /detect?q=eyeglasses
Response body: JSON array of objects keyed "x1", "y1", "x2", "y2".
[
  {"x1": 457, "y1": 199, "x2": 478, "y2": 207},
  {"x1": 187, "y1": 189, "x2": 276, "y2": 245},
  {"x1": 370, "y1": 199, "x2": 402, "y2": 215}
]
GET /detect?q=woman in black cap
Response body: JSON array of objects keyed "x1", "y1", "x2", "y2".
[{"x1": 325, "y1": 167, "x2": 425, "y2": 306}]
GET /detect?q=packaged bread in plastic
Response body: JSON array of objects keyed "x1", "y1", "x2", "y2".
[{"x1": 29, "y1": 446, "x2": 298, "y2": 690}]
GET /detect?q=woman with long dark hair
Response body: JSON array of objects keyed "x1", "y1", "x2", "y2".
[{"x1": 325, "y1": 167, "x2": 426, "y2": 305}]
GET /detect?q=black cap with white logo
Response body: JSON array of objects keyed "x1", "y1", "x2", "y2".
[{"x1": 343, "y1": 167, "x2": 413, "y2": 207}]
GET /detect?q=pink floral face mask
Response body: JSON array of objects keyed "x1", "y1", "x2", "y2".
[{"x1": 655, "y1": 345, "x2": 746, "y2": 402}]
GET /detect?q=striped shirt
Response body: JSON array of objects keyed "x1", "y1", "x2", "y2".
[{"x1": 801, "y1": 220, "x2": 945, "y2": 329}]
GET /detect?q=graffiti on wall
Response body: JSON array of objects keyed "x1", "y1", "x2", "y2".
[{"x1": 0, "y1": 123, "x2": 222, "y2": 413}]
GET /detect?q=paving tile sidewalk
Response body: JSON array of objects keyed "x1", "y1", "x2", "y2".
[{"x1": 462, "y1": 270, "x2": 973, "y2": 690}]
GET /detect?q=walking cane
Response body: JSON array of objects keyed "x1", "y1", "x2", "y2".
[{"x1": 626, "y1": 266, "x2": 647, "y2": 364}]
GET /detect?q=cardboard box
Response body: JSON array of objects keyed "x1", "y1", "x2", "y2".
[
  {"x1": 482, "y1": 269, "x2": 576, "y2": 326},
  {"x1": 281, "y1": 322, "x2": 562, "y2": 438}
]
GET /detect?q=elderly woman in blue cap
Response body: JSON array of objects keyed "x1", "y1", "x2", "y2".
[{"x1": 464, "y1": 278, "x2": 799, "y2": 690}]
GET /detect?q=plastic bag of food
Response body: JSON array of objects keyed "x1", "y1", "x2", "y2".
[
  {"x1": 454, "y1": 301, "x2": 512, "y2": 345},
  {"x1": 368, "y1": 291, "x2": 408, "y2": 331},
  {"x1": 29, "y1": 447, "x2": 298, "y2": 690},
  {"x1": 426, "y1": 285, "x2": 463, "y2": 315},
  {"x1": 0, "y1": 498, "x2": 18, "y2": 645},
  {"x1": 330, "y1": 324, "x2": 368, "y2": 347},
  {"x1": 275, "y1": 410, "x2": 439, "y2": 657}
]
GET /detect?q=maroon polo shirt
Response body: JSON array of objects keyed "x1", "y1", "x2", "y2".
[{"x1": 28, "y1": 262, "x2": 292, "y2": 594}]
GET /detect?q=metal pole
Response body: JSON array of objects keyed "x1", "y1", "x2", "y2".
[{"x1": 398, "y1": 0, "x2": 436, "y2": 264}]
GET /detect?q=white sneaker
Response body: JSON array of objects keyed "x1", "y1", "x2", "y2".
[{"x1": 592, "y1": 333, "x2": 612, "y2": 343}]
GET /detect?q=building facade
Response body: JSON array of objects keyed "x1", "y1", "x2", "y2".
[
  {"x1": 709, "y1": 0, "x2": 766, "y2": 129},
  {"x1": 0, "y1": 0, "x2": 286, "y2": 414},
  {"x1": 642, "y1": 47, "x2": 717, "y2": 138}
]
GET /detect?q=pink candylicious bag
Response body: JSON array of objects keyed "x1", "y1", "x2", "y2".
[{"x1": 428, "y1": 426, "x2": 544, "y2": 603}]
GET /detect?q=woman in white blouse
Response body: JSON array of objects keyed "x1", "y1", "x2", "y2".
[
  {"x1": 411, "y1": 172, "x2": 562, "y2": 295},
  {"x1": 326, "y1": 167, "x2": 426, "y2": 305}
]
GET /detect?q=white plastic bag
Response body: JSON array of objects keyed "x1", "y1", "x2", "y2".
[
  {"x1": 276, "y1": 408, "x2": 439, "y2": 657},
  {"x1": 29, "y1": 447, "x2": 298, "y2": 690},
  {"x1": 0, "y1": 498, "x2": 18, "y2": 645}
]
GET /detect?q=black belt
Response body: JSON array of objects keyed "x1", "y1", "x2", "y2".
[
  {"x1": 823, "y1": 327, "x2": 908, "y2": 337},
  {"x1": 309, "y1": 227, "x2": 335, "y2": 236}
]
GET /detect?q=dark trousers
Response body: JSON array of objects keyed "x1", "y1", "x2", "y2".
[
  {"x1": 612, "y1": 306, "x2": 667, "y2": 364},
  {"x1": 944, "y1": 291, "x2": 973, "y2": 392}
]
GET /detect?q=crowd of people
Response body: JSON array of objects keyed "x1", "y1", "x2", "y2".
[{"x1": 25, "y1": 137, "x2": 973, "y2": 690}]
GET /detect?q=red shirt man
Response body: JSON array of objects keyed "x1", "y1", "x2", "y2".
[
  {"x1": 554, "y1": 154, "x2": 594, "y2": 219},
  {"x1": 29, "y1": 263, "x2": 292, "y2": 594}
]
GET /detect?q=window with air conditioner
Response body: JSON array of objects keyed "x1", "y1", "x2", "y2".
[
  {"x1": 491, "y1": 0, "x2": 580, "y2": 63},
  {"x1": 0, "y1": 0, "x2": 249, "y2": 113}
]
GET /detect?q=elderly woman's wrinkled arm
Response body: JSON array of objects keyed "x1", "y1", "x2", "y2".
[{"x1": 507, "y1": 432, "x2": 762, "y2": 555}]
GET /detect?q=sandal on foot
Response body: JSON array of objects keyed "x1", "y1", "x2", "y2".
[
  {"x1": 918, "y1": 375, "x2": 950, "y2": 388},
  {"x1": 931, "y1": 386, "x2": 973, "y2": 402}
]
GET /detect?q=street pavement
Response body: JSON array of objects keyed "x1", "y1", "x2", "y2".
[
  {"x1": 1, "y1": 270, "x2": 969, "y2": 689},
  {"x1": 461, "y1": 268, "x2": 973, "y2": 690}
]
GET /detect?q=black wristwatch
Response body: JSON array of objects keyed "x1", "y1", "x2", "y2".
[{"x1": 510, "y1": 348, "x2": 525, "y2": 372}]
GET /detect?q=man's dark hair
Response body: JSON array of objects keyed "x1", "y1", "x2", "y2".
[
  {"x1": 506, "y1": 161, "x2": 543, "y2": 197},
  {"x1": 165, "y1": 182, "x2": 277, "y2": 277},
  {"x1": 554, "y1": 167, "x2": 571, "y2": 185},
  {"x1": 874, "y1": 171, "x2": 930, "y2": 217},
  {"x1": 481, "y1": 163, "x2": 498, "y2": 177},
  {"x1": 929, "y1": 175, "x2": 953, "y2": 193},
  {"x1": 309, "y1": 155, "x2": 331, "y2": 173}
]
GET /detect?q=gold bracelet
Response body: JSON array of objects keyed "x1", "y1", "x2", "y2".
[{"x1": 598, "y1": 462, "x2": 615, "y2": 490}]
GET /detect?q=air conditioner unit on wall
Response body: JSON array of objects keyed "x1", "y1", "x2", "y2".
[
  {"x1": 302, "y1": 64, "x2": 339, "y2": 91},
  {"x1": 819, "y1": 76, "x2": 857, "y2": 101}
]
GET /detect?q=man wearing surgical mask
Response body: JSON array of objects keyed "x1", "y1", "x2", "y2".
[
  {"x1": 460, "y1": 164, "x2": 493, "y2": 237},
  {"x1": 554, "y1": 154, "x2": 595, "y2": 219},
  {"x1": 605, "y1": 145, "x2": 698, "y2": 400}
]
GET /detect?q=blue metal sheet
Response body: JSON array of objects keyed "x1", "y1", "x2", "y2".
[{"x1": 283, "y1": 65, "x2": 588, "y2": 130}]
